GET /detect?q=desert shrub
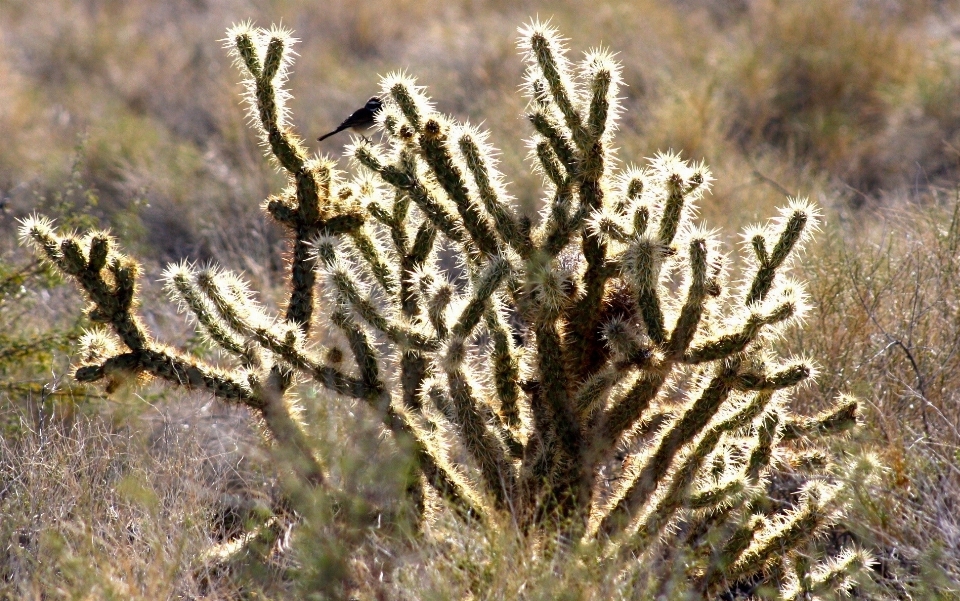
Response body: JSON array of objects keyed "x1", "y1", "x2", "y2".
[
  {"x1": 19, "y1": 20, "x2": 875, "y2": 599},
  {"x1": 0, "y1": 256, "x2": 85, "y2": 425},
  {"x1": 727, "y1": 0, "x2": 960, "y2": 196}
]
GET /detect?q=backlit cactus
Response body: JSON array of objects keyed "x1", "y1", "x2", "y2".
[{"x1": 20, "y1": 21, "x2": 871, "y2": 598}]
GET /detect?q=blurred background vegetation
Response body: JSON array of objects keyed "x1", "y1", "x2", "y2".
[{"x1": 4, "y1": 0, "x2": 960, "y2": 598}]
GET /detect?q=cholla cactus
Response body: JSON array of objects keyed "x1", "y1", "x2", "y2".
[{"x1": 20, "y1": 21, "x2": 871, "y2": 598}]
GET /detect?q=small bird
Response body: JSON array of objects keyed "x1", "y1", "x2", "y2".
[{"x1": 317, "y1": 96, "x2": 383, "y2": 142}]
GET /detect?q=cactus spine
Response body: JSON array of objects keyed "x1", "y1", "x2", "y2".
[{"x1": 20, "y1": 20, "x2": 870, "y2": 597}]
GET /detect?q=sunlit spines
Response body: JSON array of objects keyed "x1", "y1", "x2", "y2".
[
  {"x1": 613, "y1": 166, "x2": 650, "y2": 214},
  {"x1": 528, "y1": 109, "x2": 578, "y2": 176},
  {"x1": 602, "y1": 317, "x2": 644, "y2": 362},
  {"x1": 587, "y1": 207, "x2": 631, "y2": 246},
  {"x1": 417, "y1": 117, "x2": 502, "y2": 258},
  {"x1": 449, "y1": 255, "x2": 511, "y2": 340},
  {"x1": 193, "y1": 265, "x2": 272, "y2": 335},
  {"x1": 698, "y1": 512, "x2": 766, "y2": 592},
  {"x1": 780, "y1": 394, "x2": 860, "y2": 441},
  {"x1": 745, "y1": 198, "x2": 821, "y2": 305},
  {"x1": 443, "y1": 367, "x2": 518, "y2": 511},
  {"x1": 582, "y1": 48, "x2": 622, "y2": 143},
  {"x1": 620, "y1": 235, "x2": 671, "y2": 343},
  {"x1": 665, "y1": 235, "x2": 711, "y2": 359},
  {"x1": 381, "y1": 72, "x2": 433, "y2": 134},
  {"x1": 625, "y1": 389, "x2": 773, "y2": 548},
  {"x1": 325, "y1": 261, "x2": 438, "y2": 353},
  {"x1": 76, "y1": 327, "x2": 120, "y2": 365},
  {"x1": 783, "y1": 547, "x2": 873, "y2": 600},
  {"x1": 18, "y1": 214, "x2": 62, "y2": 263},
  {"x1": 458, "y1": 130, "x2": 527, "y2": 255},
  {"x1": 352, "y1": 139, "x2": 468, "y2": 246},
  {"x1": 484, "y1": 297, "x2": 522, "y2": 427},
  {"x1": 652, "y1": 153, "x2": 706, "y2": 246},
  {"x1": 683, "y1": 295, "x2": 799, "y2": 364},
  {"x1": 598, "y1": 360, "x2": 739, "y2": 539},
  {"x1": 519, "y1": 20, "x2": 589, "y2": 151},
  {"x1": 163, "y1": 261, "x2": 260, "y2": 367},
  {"x1": 346, "y1": 225, "x2": 400, "y2": 297},
  {"x1": 726, "y1": 482, "x2": 836, "y2": 583},
  {"x1": 224, "y1": 22, "x2": 261, "y2": 77},
  {"x1": 227, "y1": 24, "x2": 306, "y2": 174}
]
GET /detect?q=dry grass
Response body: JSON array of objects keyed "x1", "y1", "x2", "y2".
[
  {"x1": 786, "y1": 195, "x2": 960, "y2": 594},
  {"x1": 3, "y1": 0, "x2": 960, "y2": 598},
  {"x1": 0, "y1": 398, "x2": 282, "y2": 600}
]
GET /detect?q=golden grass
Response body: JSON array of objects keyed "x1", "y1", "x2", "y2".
[{"x1": 3, "y1": 0, "x2": 960, "y2": 597}]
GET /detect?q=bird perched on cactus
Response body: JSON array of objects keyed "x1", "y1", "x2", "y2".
[
  {"x1": 20, "y1": 20, "x2": 874, "y2": 599},
  {"x1": 317, "y1": 96, "x2": 382, "y2": 141}
]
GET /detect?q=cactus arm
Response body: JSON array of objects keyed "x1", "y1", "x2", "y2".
[
  {"x1": 590, "y1": 212, "x2": 631, "y2": 244},
  {"x1": 586, "y1": 68, "x2": 612, "y2": 142},
  {"x1": 529, "y1": 111, "x2": 577, "y2": 179},
  {"x1": 746, "y1": 410, "x2": 781, "y2": 483},
  {"x1": 598, "y1": 364, "x2": 737, "y2": 538},
  {"x1": 231, "y1": 28, "x2": 333, "y2": 335},
  {"x1": 682, "y1": 301, "x2": 797, "y2": 364},
  {"x1": 532, "y1": 139, "x2": 571, "y2": 195},
  {"x1": 746, "y1": 204, "x2": 815, "y2": 304},
  {"x1": 354, "y1": 144, "x2": 467, "y2": 246},
  {"x1": 417, "y1": 119, "x2": 503, "y2": 258},
  {"x1": 326, "y1": 266, "x2": 438, "y2": 352},
  {"x1": 657, "y1": 174, "x2": 701, "y2": 245},
  {"x1": 165, "y1": 265, "x2": 259, "y2": 366},
  {"x1": 733, "y1": 362, "x2": 811, "y2": 391},
  {"x1": 723, "y1": 485, "x2": 831, "y2": 586},
  {"x1": 438, "y1": 372, "x2": 518, "y2": 511},
  {"x1": 799, "y1": 549, "x2": 872, "y2": 600},
  {"x1": 449, "y1": 257, "x2": 511, "y2": 339},
  {"x1": 587, "y1": 371, "x2": 667, "y2": 469},
  {"x1": 398, "y1": 220, "x2": 438, "y2": 317},
  {"x1": 388, "y1": 80, "x2": 426, "y2": 132},
  {"x1": 234, "y1": 30, "x2": 306, "y2": 174},
  {"x1": 666, "y1": 237, "x2": 710, "y2": 359},
  {"x1": 780, "y1": 395, "x2": 859, "y2": 441},
  {"x1": 531, "y1": 317, "x2": 591, "y2": 519},
  {"x1": 459, "y1": 134, "x2": 528, "y2": 256},
  {"x1": 74, "y1": 348, "x2": 255, "y2": 404},
  {"x1": 621, "y1": 237, "x2": 670, "y2": 344},
  {"x1": 695, "y1": 513, "x2": 766, "y2": 595},
  {"x1": 572, "y1": 357, "x2": 649, "y2": 419},
  {"x1": 540, "y1": 185, "x2": 579, "y2": 257},
  {"x1": 527, "y1": 29, "x2": 590, "y2": 151},
  {"x1": 630, "y1": 391, "x2": 773, "y2": 546},
  {"x1": 632, "y1": 205, "x2": 651, "y2": 237},
  {"x1": 689, "y1": 478, "x2": 746, "y2": 510},
  {"x1": 483, "y1": 300, "x2": 522, "y2": 427},
  {"x1": 24, "y1": 224, "x2": 251, "y2": 402},
  {"x1": 183, "y1": 264, "x2": 371, "y2": 399},
  {"x1": 348, "y1": 227, "x2": 400, "y2": 296},
  {"x1": 566, "y1": 227, "x2": 609, "y2": 380}
]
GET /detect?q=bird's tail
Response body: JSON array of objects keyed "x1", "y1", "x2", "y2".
[{"x1": 317, "y1": 127, "x2": 345, "y2": 142}]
